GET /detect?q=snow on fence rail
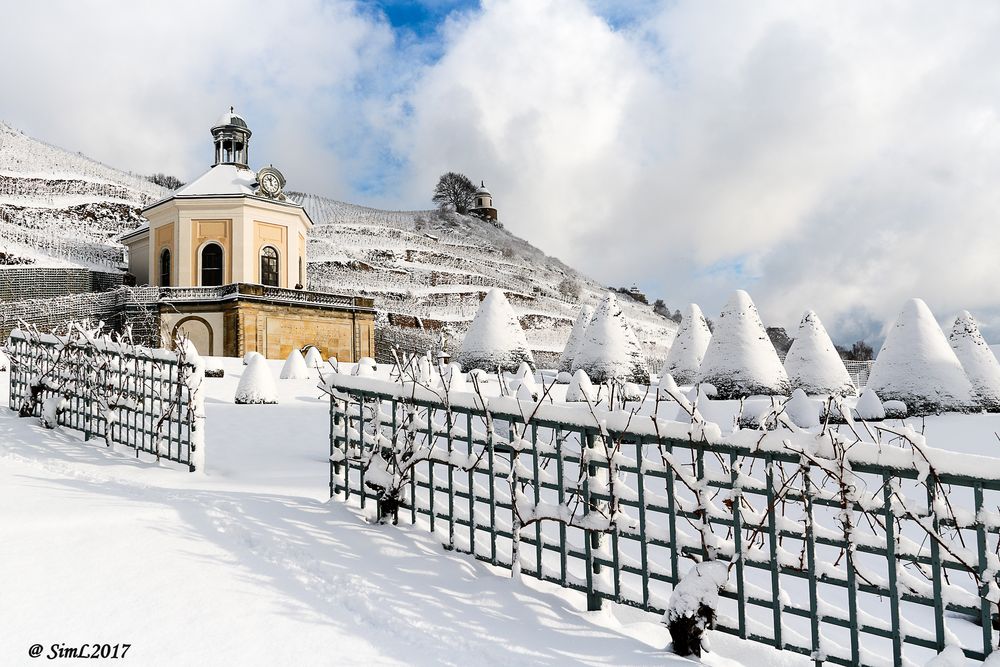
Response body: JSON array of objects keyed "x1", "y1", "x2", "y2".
[
  {"x1": 6, "y1": 326, "x2": 204, "y2": 471},
  {"x1": 327, "y1": 373, "x2": 1000, "y2": 666}
]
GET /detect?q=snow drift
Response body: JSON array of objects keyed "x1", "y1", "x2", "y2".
[
  {"x1": 866, "y1": 299, "x2": 975, "y2": 414},
  {"x1": 698, "y1": 291, "x2": 789, "y2": 399}
]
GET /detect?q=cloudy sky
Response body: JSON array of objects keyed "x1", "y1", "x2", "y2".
[{"x1": 3, "y1": 0, "x2": 1000, "y2": 344}]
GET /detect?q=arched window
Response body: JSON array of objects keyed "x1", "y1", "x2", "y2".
[
  {"x1": 159, "y1": 248, "x2": 171, "y2": 287},
  {"x1": 201, "y1": 243, "x2": 224, "y2": 287},
  {"x1": 260, "y1": 246, "x2": 279, "y2": 287}
]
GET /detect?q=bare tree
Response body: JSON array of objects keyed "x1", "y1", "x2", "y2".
[
  {"x1": 147, "y1": 173, "x2": 184, "y2": 190},
  {"x1": 432, "y1": 172, "x2": 476, "y2": 214}
]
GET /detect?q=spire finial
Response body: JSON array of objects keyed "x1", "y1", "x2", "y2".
[
  {"x1": 481, "y1": 180, "x2": 485, "y2": 187},
  {"x1": 230, "y1": 105, "x2": 234, "y2": 114}
]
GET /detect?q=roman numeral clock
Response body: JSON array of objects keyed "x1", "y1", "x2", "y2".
[{"x1": 256, "y1": 165, "x2": 286, "y2": 201}]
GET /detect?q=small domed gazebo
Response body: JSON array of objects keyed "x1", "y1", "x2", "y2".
[{"x1": 470, "y1": 181, "x2": 498, "y2": 221}]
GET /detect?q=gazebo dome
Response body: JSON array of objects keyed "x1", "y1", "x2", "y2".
[
  {"x1": 471, "y1": 181, "x2": 498, "y2": 222},
  {"x1": 213, "y1": 109, "x2": 249, "y2": 131},
  {"x1": 210, "y1": 107, "x2": 251, "y2": 167}
]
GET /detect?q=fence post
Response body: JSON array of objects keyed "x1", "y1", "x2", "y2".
[
  {"x1": 582, "y1": 430, "x2": 602, "y2": 611},
  {"x1": 883, "y1": 474, "x2": 902, "y2": 667},
  {"x1": 975, "y1": 484, "x2": 993, "y2": 657}
]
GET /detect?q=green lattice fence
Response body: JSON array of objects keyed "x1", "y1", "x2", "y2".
[
  {"x1": 7, "y1": 327, "x2": 203, "y2": 471},
  {"x1": 326, "y1": 374, "x2": 1000, "y2": 666}
]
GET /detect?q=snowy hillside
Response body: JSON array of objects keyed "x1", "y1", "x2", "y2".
[
  {"x1": 0, "y1": 121, "x2": 676, "y2": 361},
  {"x1": 0, "y1": 121, "x2": 166, "y2": 267},
  {"x1": 296, "y1": 192, "x2": 677, "y2": 362}
]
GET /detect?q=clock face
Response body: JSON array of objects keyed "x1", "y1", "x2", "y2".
[{"x1": 261, "y1": 173, "x2": 280, "y2": 195}]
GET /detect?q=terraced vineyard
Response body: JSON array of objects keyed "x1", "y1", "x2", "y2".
[{"x1": 0, "y1": 121, "x2": 676, "y2": 364}]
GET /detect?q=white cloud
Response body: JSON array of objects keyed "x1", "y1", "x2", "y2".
[
  {"x1": 390, "y1": 0, "x2": 1000, "y2": 342},
  {"x1": 0, "y1": 0, "x2": 396, "y2": 194},
  {"x1": 6, "y1": 0, "x2": 1000, "y2": 343}
]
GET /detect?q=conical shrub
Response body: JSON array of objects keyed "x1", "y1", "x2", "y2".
[
  {"x1": 698, "y1": 290, "x2": 789, "y2": 399},
  {"x1": 661, "y1": 303, "x2": 712, "y2": 385},
  {"x1": 558, "y1": 304, "x2": 594, "y2": 373},
  {"x1": 456, "y1": 288, "x2": 534, "y2": 373},
  {"x1": 571, "y1": 293, "x2": 649, "y2": 384},
  {"x1": 784, "y1": 310, "x2": 856, "y2": 396},
  {"x1": 949, "y1": 310, "x2": 1000, "y2": 412},
  {"x1": 867, "y1": 298, "x2": 974, "y2": 414}
]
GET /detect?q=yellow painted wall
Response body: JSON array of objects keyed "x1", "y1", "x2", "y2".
[
  {"x1": 154, "y1": 222, "x2": 175, "y2": 286},
  {"x1": 253, "y1": 221, "x2": 288, "y2": 287},
  {"x1": 191, "y1": 219, "x2": 233, "y2": 285}
]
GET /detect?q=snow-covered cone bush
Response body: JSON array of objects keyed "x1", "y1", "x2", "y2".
[
  {"x1": 243, "y1": 350, "x2": 262, "y2": 366},
  {"x1": 558, "y1": 304, "x2": 594, "y2": 373},
  {"x1": 279, "y1": 348, "x2": 309, "y2": 379},
  {"x1": 867, "y1": 298, "x2": 975, "y2": 414},
  {"x1": 304, "y1": 345, "x2": 324, "y2": 370},
  {"x1": 352, "y1": 357, "x2": 378, "y2": 378},
  {"x1": 621, "y1": 382, "x2": 644, "y2": 402},
  {"x1": 352, "y1": 357, "x2": 377, "y2": 377},
  {"x1": 235, "y1": 355, "x2": 278, "y2": 404},
  {"x1": 571, "y1": 294, "x2": 649, "y2": 384},
  {"x1": 444, "y1": 363, "x2": 467, "y2": 393},
  {"x1": 784, "y1": 310, "x2": 856, "y2": 397},
  {"x1": 516, "y1": 370, "x2": 540, "y2": 401},
  {"x1": 456, "y1": 288, "x2": 534, "y2": 373},
  {"x1": 661, "y1": 304, "x2": 712, "y2": 385},
  {"x1": 565, "y1": 369, "x2": 596, "y2": 402},
  {"x1": 883, "y1": 400, "x2": 907, "y2": 419},
  {"x1": 949, "y1": 310, "x2": 1000, "y2": 411},
  {"x1": 698, "y1": 291, "x2": 789, "y2": 399},
  {"x1": 785, "y1": 389, "x2": 821, "y2": 428},
  {"x1": 41, "y1": 396, "x2": 68, "y2": 428},
  {"x1": 664, "y1": 560, "x2": 729, "y2": 658},
  {"x1": 853, "y1": 388, "x2": 886, "y2": 421}
]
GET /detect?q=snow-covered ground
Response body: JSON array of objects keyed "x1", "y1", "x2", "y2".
[{"x1": 0, "y1": 357, "x2": 809, "y2": 667}]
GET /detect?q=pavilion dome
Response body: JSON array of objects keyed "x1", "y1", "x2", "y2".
[{"x1": 213, "y1": 108, "x2": 249, "y2": 131}]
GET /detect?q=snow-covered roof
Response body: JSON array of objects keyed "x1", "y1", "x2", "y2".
[
  {"x1": 123, "y1": 165, "x2": 311, "y2": 240},
  {"x1": 175, "y1": 165, "x2": 257, "y2": 197},
  {"x1": 213, "y1": 109, "x2": 248, "y2": 130},
  {"x1": 475, "y1": 181, "x2": 491, "y2": 196}
]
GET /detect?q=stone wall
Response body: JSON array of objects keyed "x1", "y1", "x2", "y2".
[
  {"x1": 234, "y1": 300, "x2": 375, "y2": 362},
  {"x1": 155, "y1": 298, "x2": 376, "y2": 362},
  {"x1": 0, "y1": 267, "x2": 123, "y2": 302}
]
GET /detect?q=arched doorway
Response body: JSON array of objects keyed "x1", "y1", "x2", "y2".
[{"x1": 171, "y1": 316, "x2": 214, "y2": 357}]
